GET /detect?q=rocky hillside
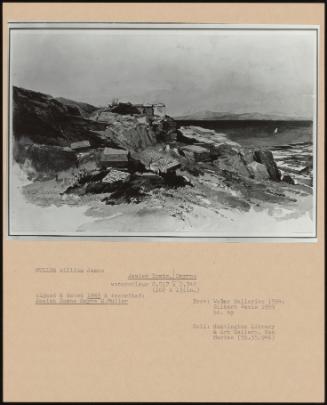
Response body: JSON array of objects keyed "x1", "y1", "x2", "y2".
[
  {"x1": 13, "y1": 87, "x2": 313, "y2": 230},
  {"x1": 12, "y1": 86, "x2": 172, "y2": 153},
  {"x1": 55, "y1": 97, "x2": 99, "y2": 118},
  {"x1": 12, "y1": 86, "x2": 178, "y2": 177},
  {"x1": 12, "y1": 86, "x2": 107, "y2": 147},
  {"x1": 91, "y1": 111, "x2": 155, "y2": 150}
]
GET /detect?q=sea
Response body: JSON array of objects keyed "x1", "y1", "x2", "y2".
[{"x1": 176, "y1": 120, "x2": 314, "y2": 187}]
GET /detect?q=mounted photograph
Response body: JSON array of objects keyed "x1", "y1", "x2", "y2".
[{"x1": 8, "y1": 23, "x2": 318, "y2": 238}]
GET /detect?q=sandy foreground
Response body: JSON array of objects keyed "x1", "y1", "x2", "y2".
[{"x1": 10, "y1": 164, "x2": 314, "y2": 238}]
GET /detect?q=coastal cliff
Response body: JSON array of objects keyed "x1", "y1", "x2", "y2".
[{"x1": 12, "y1": 86, "x2": 313, "y2": 223}]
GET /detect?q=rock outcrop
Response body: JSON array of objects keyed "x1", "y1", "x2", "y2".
[
  {"x1": 130, "y1": 148, "x2": 181, "y2": 174},
  {"x1": 177, "y1": 127, "x2": 283, "y2": 182},
  {"x1": 253, "y1": 150, "x2": 281, "y2": 181},
  {"x1": 281, "y1": 174, "x2": 296, "y2": 184},
  {"x1": 13, "y1": 87, "x2": 292, "y2": 209},
  {"x1": 180, "y1": 145, "x2": 211, "y2": 162},
  {"x1": 94, "y1": 111, "x2": 157, "y2": 152},
  {"x1": 247, "y1": 161, "x2": 270, "y2": 180},
  {"x1": 177, "y1": 126, "x2": 239, "y2": 149},
  {"x1": 213, "y1": 144, "x2": 252, "y2": 178}
]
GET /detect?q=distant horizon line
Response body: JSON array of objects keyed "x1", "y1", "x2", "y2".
[
  {"x1": 172, "y1": 110, "x2": 313, "y2": 120},
  {"x1": 12, "y1": 84, "x2": 313, "y2": 121}
]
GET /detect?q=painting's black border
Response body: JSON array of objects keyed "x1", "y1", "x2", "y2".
[{"x1": 7, "y1": 23, "x2": 319, "y2": 239}]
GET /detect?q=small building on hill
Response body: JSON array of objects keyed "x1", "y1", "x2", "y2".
[
  {"x1": 107, "y1": 101, "x2": 166, "y2": 118},
  {"x1": 153, "y1": 103, "x2": 166, "y2": 117},
  {"x1": 134, "y1": 103, "x2": 166, "y2": 118},
  {"x1": 134, "y1": 103, "x2": 154, "y2": 118}
]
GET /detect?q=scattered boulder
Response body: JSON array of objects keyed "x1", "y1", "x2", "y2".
[
  {"x1": 102, "y1": 169, "x2": 130, "y2": 184},
  {"x1": 282, "y1": 174, "x2": 296, "y2": 185},
  {"x1": 93, "y1": 115, "x2": 157, "y2": 152},
  {"x1": 99, "y1": 147, "x2": 129, "y2": 168},
  {"x1": 102, "y1": 173, "x2": 164, "y2": 205},
  {"x1": 70, "y1": 140, "x2": 91, "y2": 152},
  {"x1": 213, "y1": 144, "x2": 252, "y2": 178},
  {"x1": 101, "y1": 170, "x2": 191, "y2": 205},
  {"x1": 253, "y1": 150, "x2": 281, "y2": 181},
  {"x1": 77, "y1": 151, "x2": 99, "y2": 171},
  {"x1": 151, "y1": 159, "x2": 181, "y2": 174},
  {"x1": 212, "y1": 143, "x2": 240, "y2": 157},
  {"x1": 180, "y1": 145, "x2": 211, "y2": 162},
  {"x1": 177, "y1": 126, "x2": 239, "y2": 149},
  {"x1": 131, "y1": 148, "x2": 181, "y2": 174},
  {"x1": 127, "y1": 155, "x2": 146, "y2": 173},
  {"x1": 242, "y1": 148, "x2": 255, "y2": 164},
  {"x1": 73, "y1": 168, "x2": 109, "y2": 185},
  {"x1": 65, "y1": 168, "x2": 130, "y2": 196},
  {"x1": 247, "y1": 161, "x2": 270, "y2": 180}
]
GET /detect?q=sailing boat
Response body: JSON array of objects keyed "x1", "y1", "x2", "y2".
[{"x1": 273, "y1": 127, "x2": 278, "y2": 135}]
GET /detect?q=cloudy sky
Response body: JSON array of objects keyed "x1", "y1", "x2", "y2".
[{"x1": 11, "y1": 27, "x2": 316, "y2": 117}]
